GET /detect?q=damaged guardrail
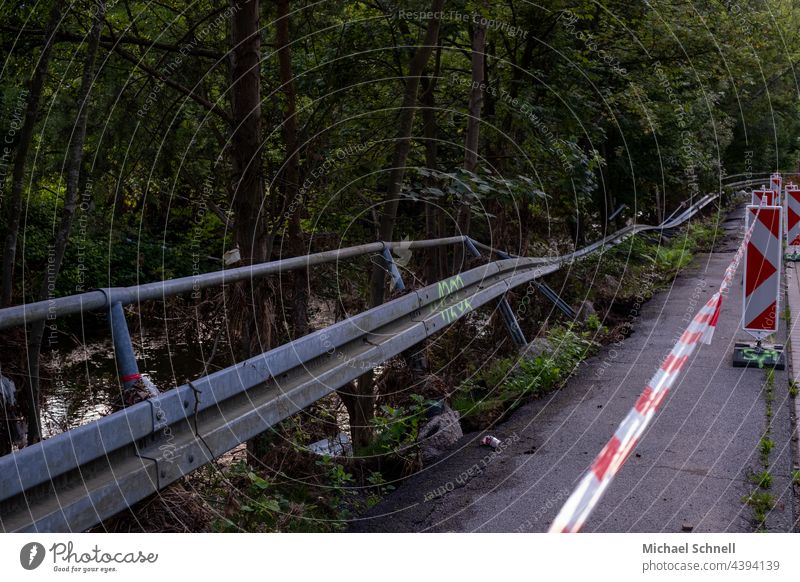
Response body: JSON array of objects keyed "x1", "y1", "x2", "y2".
[{"x1": 0, "y1": 192, "x2": 719, "y2": 532}]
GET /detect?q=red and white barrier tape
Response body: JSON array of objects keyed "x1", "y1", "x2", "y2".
[{"x1": 549, "y1": 204, "x2": 761, "y2": 533}]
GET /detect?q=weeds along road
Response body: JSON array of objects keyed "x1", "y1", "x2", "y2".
[{"x1": 352, "y1": 206, "x2": 797, "y2": 533}]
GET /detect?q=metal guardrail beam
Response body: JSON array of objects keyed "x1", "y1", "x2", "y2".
[
  {"x1": 722, "y1": 171, "x2": 800, "y2": 183},
  {"x1": 0, "y1": 192, "x2": 720, "y2": 532},
  {"x1": 0, "y1": 237, "x2": 468, "y2": 331}
]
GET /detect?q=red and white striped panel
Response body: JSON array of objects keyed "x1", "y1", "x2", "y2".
[
  {"x1": 752, "y1": 189, "x2": 778, "y2": 206},
  {"x1": 743, "y1": 205, "x2": 782, "y2": 337},
  {"x1": 770, "y1": 172, "x2": 782, "y2": 199},
  {"x1": 786, "y1": 185, "x2": 800, "y2": 246},
  {"x1": 549, "y1": 212, "x2": 759, "y2": 533}
]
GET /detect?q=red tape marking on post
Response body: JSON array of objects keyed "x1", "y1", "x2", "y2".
[{"x1": 549, "y1": 203, "x2": 761, "y2": 533}]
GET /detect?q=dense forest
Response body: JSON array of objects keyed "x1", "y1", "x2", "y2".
[{"x1": 1, "y1": 0, "x2": 799, "y2": 530}]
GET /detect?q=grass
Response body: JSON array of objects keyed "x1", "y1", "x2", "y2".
[
  {"x1": 745, "y1": 366, "x2": 777, "y2": 530},
  {"x1": 748, "y1": 469, "x2": 772, "y2": 490},
  {"x1": 207, "y1": 458, "x2": 355, "y2": 533},
  {"x1": 452, "y1": 325, "x2": 598, "y2": 431},
  {"x1": 741, "y1": 491, "x2": 777, "y2": 530},
  {"x1": 449, "y1": 213, "x2": 726, "y2": 432}
]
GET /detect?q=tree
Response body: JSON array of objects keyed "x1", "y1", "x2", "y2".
[
  {"x1": 24, "y1": 0, "x2": 106, "y2": 443},
  {"x1": 367, "y1": 0, "x2": 447, "y2": 310},
  {"x1": 276, "y1": 0, "x2": 308, "y2": 338},
  {"x1": 453, "y1": 8, "x2": 487, "y2": 270},
  {"x1": 228, "y1": 0, "x2": 274, "y2": 361},
  {"x1": 349, "y1": 0, "x2": 446, "y2": 452},
  {"x1": 1, "y1": 0, "x2": 64, "y2": 306}
]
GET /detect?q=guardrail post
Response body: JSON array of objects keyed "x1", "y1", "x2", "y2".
[
  {"x1": 533, "y1": 280, "x2": 578, "y2": 319},
  {"x1": 464, "y1": 237, "x2": 480, "y2": 259},
  {"x1": 109, "y1": 302, "x2": 142, "y2": 391},
  {"x1": 381, "y1": 247, "x2": 405, "y2": 291},
  {"x1": 498, "y1": 299, "x2": 528, "y2": 347},
  {"x1": 488, "y1": 244, "x2": 577, "y2": 320},
  {"x1": 465, "y1": 238, "x2": 527, "y2": 347}
]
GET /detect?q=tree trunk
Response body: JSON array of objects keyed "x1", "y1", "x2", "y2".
[
  {"x1": 462, "y1": 20, "x2": 486, "y2": 175},
  {"x1": 1, "y1": 0, "x2": 64, "y2": 307},
  {"x1": 25, "y1": 0, "x2": 105, "y2": 445},
  {"x1": 368, "y1": 0, "x2": 445, "y2": 308},
  {"x1": 420, "y1": 51, "x2": 441, "y2": 284},
  {"x1": 336, "y1": 382, "x2": 373, "y2": 456},
  {"x1": 276, "y1": 0, "x2": 308, "y2": 338},
  {"x1": 356, "y1": 0, "x2": 445, "y2": 452},
  {"x1": 454, "y1": 13, "x2": 487, "y2": 271},
  {"x1": 229, "y1": 0, "x2": 273, "y2": 461},
  {"x1": 230, "y1": 0, "x2": 266, "y2": 268},
  {"x1": 229, "y1": 0, "x2": 273, "y2": 361}
]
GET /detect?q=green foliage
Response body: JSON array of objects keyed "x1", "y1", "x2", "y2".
[
  {"x1": 212, "y1": 460, "x2": 352, "y2": 533},
  {"x1": 654, "y1": 246, "x2": 693, "y2": 273},
  {"x1": 759, "y1": 437, "x2": 775, "y2": 459},
  {"x1": 365, "y1": 471, "x2": 395, "y2": 509},
  {"x1": 368, "y1": 394, "x2": 437, "y2": 467},
  {"x1": 453, "y1": 325, "x2": 597, "y2": 428},
  {"x1": 742, "y1": 491, "x2": 776, "y2": 530},
  {"x1": 748, "y1": 470, "x2": 773, "y2": 490},
  {"x1": 585, "y1": 313, "x2": 604, "y2": 333}
]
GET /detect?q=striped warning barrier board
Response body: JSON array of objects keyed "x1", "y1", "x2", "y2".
[
  {"x1": 549, "y1": 209, "x2": 760, "y2": 533},
  {"x1": 771, "y1": 172, "x2": 782, "y2": 200},
  {"x1": 786, "y1": 185, "x2": 800, "y2": 246},
  {"x1": 743, "y1": 205, "x2": 782, "y2": 337},
  {"x1": 752, "y1": 189, "x2": 779, "y2": 206}
]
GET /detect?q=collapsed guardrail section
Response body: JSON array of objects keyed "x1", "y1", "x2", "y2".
[{"x1": 0, "y1": 192, "x2": 719, "y2": 532}]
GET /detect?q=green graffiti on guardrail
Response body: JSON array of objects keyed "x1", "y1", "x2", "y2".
[
  {"x1": 437, "y1": 275, "x2": 465, "y2": 297},
  {"x1": 440, "y1": 297, "x2": 473, "y2": 323},
  {"x1": 428, "y1": 275, "x2": 473, "y2": 323}
]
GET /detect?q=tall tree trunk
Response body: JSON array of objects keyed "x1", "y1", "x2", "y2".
[
  {"x1": 25, "y1": 0, "x2": 105, "y2": 445},
  {"x1": 229, "y1": 0, "x2": 273, "y2": 361},
  {"x1": 462, "y1": 21, "x2": 486, "y2": 175},
  {"x1": 368, "y1": 0, "x2": 445, "y2": 308},
  {"x1": 229, "y1": 0, "x2": 274, "y2": 461},
  {"x1": 354, "y1": 0, "x2": 445, "y2": 453},
  {"x1": 454, "y1": 13, "x2": 487, "y2": 271},
  {"x1": 420, "y1": 47, "x2": 441, "y2": 284},
  {"x1": 276, "y1": 0, "x2": 307, "y2": 338},
  {"x1": 1, "y1": 0, "x2": 64, "y2": 306},
  {"x1": 497, "y1": 29, "x2": 533, "y2": 168},
  {"x1": 230, "y1": 0, "x2": 266, "y2": 268}
]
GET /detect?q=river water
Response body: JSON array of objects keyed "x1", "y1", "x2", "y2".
[
  {"x1": 38, "y1": 298, "x2": 343, "y2": 439},
  {"x1": 39, "y1": 327, "x2": 216, "y2": 437}
]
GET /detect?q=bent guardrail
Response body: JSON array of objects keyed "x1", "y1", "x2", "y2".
[{"x1": 0, "y1": 192, "x2": 720, "y2": 532}]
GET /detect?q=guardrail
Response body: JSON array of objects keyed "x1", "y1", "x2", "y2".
[
  {"x1": 0, "y1": 192, "x2": 720, "y2": 532},
  {"x1": 721, "y1": 172, "x2": 800, "y2": 192}
]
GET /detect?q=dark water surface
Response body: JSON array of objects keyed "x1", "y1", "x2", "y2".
[{"x1": 40, "y1": 323, "x2": 218, "y2": 437}]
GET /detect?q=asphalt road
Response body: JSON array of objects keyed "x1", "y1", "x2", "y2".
[{"x1": 351, "y1": 207, "x2": 797, "y2": 533}]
